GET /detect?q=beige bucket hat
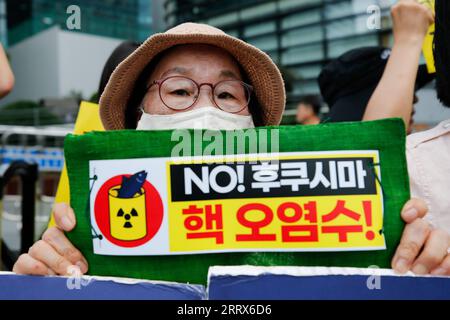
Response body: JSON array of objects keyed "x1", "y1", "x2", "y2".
[{"x1": 99, "y1": 23, "x2": 286, "y2": 130}]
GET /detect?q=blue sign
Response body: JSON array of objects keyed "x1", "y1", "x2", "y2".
[
  {"x1": 207, "y1": 267, "x2": 450, "y2": 300},
  {"x1": 0, "y1": 273, "x2": 205, "y2": 300},
  {"x1": 0, "y1": 146, "x2": 64, "y2": 171}
]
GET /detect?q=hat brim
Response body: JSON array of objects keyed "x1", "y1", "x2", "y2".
[{"x1": 99, "y1": 33, "x2": 285, "y2": 130}]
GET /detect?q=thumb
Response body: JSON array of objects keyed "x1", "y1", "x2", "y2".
[
  {"x1": 401, "y1": 198, "x2": 428, "y2": 223},
  {"x1": 52, "y1": 203, "x2": 77, "y2": 232}
]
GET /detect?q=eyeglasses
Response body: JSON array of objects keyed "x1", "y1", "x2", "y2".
[{"x1": 146, "y1": 76, "x2": 253, "y2": 113}]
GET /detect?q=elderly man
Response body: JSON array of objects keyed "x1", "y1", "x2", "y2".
[{"x1": 13, "y1": 20, "x2": 449, "y2": 276}]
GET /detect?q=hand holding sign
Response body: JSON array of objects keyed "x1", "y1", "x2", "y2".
[
  {"x1": 392, "y1": 198, "x2": 450, "y2": 275},
  {"x1": 13, "y1": 199, "x2": 450, "y2": 277},
  {"x1": 12, "y1": 122, "x2": 450, "y2": 280},
  {"x1": 13, "y1": 203, "x2": 88, "y2": 276}
]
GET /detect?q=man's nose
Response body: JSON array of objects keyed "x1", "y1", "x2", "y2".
[{"x1": 191, "y1": 86, "x2": 217, "y2": 110}]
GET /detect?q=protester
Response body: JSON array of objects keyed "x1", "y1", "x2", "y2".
[
  {"x1": 362, "y1": 0, "x2": 450, "y2": 275},
  {"x1": 12, "y1": 20, "x2": 449, "y2": 276},
  {"x1": 97, "y1": 41, "x2": 140, "y2": 102},
  {"x1": 295, "y1": 95, "x2": 321, "y2": 125},
  {"x1": 318, "y1": 47, "x2": 434, "y2": 134},
  {"x1": 0, "y1": 43, "x2": 14, "y2": 99},
  {"x1": 362, "y1": 0, "x2": 434, "y2": 126}
]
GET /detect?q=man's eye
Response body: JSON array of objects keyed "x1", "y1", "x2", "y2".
[
  {"x1": 171, "y1": 89, "x2": 190, "y2": 96},
  {"x1": 217, "y1": 92, "x2": 235, "y2": 99}
]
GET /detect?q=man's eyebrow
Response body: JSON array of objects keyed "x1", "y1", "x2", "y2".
[
  {"x1": 160, "y1": 67, "x2": 190, "y2": 79},
  {"x1": 219, "y1": 70, "x2": 240, "y2": 80}
]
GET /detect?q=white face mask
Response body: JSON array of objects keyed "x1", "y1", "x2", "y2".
[{"x1": 136, "y1": 106, "x2": 255, "y2": 130}]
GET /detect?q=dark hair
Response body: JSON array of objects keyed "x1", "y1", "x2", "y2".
[
  {"x1": 125, "y1": 50, "x2": 166, "y2": 129},
  {"x1": 97, "y1": 41, "x2": 141, "y2": 102},
  {"x1": 435, "y1": 0, "x2": 450, "y2": 107},
  {"x1": 297, "y1": 95, "x2": 322, "y2": 115},
  {"x1": 124, "y1": 46, "x2": 265, "y2": 129}
]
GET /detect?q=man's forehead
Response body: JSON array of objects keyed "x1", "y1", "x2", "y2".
[
  {"x1": 162, "y1": 67, "x2": 189, "y2": 77},
  {"x1": 158, "y1": 66, "x2": 241, "y2": 80},
  {"x1": 167, "y1": 43, "x2": 232, "y2": 56},
  {"x1": 147, "y1": 44, "x2": 245, "y2": 83},
  {"x1": 159, "y1": 45, "x2": 241, "y2": 68}
]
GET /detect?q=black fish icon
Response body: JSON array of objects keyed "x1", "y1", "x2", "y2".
[{"x1": 117, "y1": 170, "x2": 147, "y2": 198}]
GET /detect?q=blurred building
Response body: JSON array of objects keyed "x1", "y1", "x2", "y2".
[
  {"x1": 6, "y1": 0, "x2": 154, "y2": 46},
  {"x1": 165, "y1": 0, "x2": 395, "y2": 110},
  {"x1": 0, "y1": 25, "x2": 124, "y2": 108},
  {"x1": 1, "y1": 0, "x2": 158, "y2": 109},
  {"x1": 0, "y1": 0, "x2": 7, "y2": 46},
  {"x1": 164, "y1": 0, "x2": 450, "y2": 128}
]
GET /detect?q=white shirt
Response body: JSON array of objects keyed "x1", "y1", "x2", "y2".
[{"x1": 407, "y1": 119, "x2": 450, "y2": 234}]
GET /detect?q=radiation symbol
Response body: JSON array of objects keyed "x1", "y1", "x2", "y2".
[
  {"x1": 94, "y1": 170, "x2": 164, "y2": 248},
  {"x1": 118, "y1": 208, "x2": 138, "y2": 228},
  {"x1": 109, "y1": 187, "x2": 147, "y2": 241}
]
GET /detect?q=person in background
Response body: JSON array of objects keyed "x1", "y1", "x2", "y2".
[
  {"x1": 295, "y1": 95, "x2": 321, "y2": 125},
  {"x1": 405, "y1": 0, "x2": 450, "y2": 245},
  {"x1": 97, "y1": 41, "x2": 141, "y2": 102},
  {"x1": 363, "y1": 0, "x2": 450, "y2": 275},
  {"x1": 0, "y1": 43, "x2": 14, "y2": 98},
  {"x1": 318, "y1": 47, "x2": 434, "y2": 134}
]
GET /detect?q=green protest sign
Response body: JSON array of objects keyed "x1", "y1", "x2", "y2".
[{"x1": 65, "y1": 119, "x2": 409, "y2": 284}]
